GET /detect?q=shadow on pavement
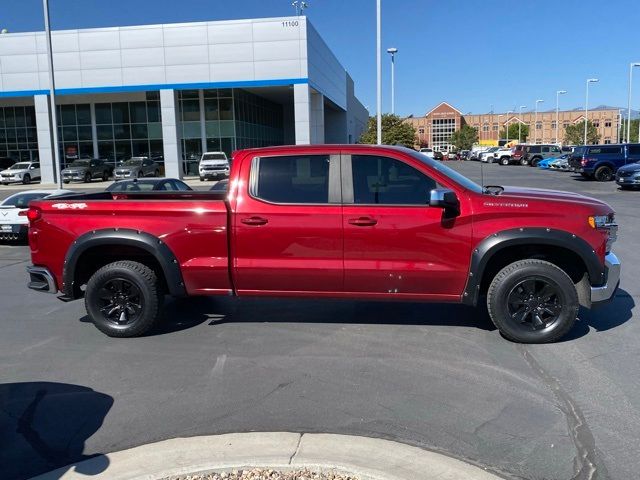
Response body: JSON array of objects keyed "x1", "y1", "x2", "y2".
[
  {"x1": 563, "y1": 288, "x2": 635, "y2": 342},
  {"x1": 0, "y1": 382, "x2": 113, "y2": 480},
  {"x1": 156, "y1": 296, "x2": 497, "y2": 332}
]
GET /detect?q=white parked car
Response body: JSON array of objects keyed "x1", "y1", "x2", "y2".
[
  {"x1": 493, "y1": 147, "x2": 514, "y2": 165},
  {"x1": 1, "y1": 161, "x2": 41, "y2": 185},
  {"x1": 419, "y1": 148, "x2": 435, "y2": 158},
  {"x1": 199, "y1": 152, "x2": 230, "y2": 181},
  {"x1": 0, "y1": 189, "x2": 72, "y2": 240},
  {"x1": 479, "y1": 147, "x2": 500, "y2": 163}
]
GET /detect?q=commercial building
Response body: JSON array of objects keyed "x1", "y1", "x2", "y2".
[
  {"x1": 0, "y1": 16, "x2": 368, "y2": 183},
  {"x1": 407, "y1": 102, "x2": 622, "y2": 150}
]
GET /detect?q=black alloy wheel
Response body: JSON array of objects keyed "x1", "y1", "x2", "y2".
[
  {"x1": 96, "y1": 278, "x2": 144, "y2": 327},
  {"x1": 506, "y1": 277, "x2": 562, "y2": 331},
  {"x1": 594, "y1": 166, "x2": 613, "y2": 182}
]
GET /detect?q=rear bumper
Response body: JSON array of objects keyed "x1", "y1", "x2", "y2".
[
  {"x1": 26, "y1": 266, "x2": 58, "y2": 294},
  {"x1": 590, "y1": 252, "x2": 621, "y2": 305}
]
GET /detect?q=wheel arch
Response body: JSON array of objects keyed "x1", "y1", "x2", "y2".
[
  {"x1": 62, "y1": 229, "x2": 187, "y2": 299},
  {"x1": 462, "y1": 228, "x2": 604, "y2": 306}
]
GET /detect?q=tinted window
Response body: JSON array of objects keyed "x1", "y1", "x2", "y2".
[
  {"x1": 628, "y1": 145, "x2": 640, "y2": 155},
  {"x1": 171, "y1": 180, "x2": 191, "y2": 191},
  {"x1": 588, "y1": 146, "x2": 622, "y2": 155},
  {"x1": 32, "y1": 163, "x2": 40, "y2": 169},
  {"x1": 551, "y1": 146, "x2": 561, "y2": 153},
  {"x1": 542, "y1": 147, "x2": 550, "y2": 153},
  {"x1": 253, "y1": 155, "x2": 329, "y2": 204},
  {"x1": 351, "y1": 155, "x2": 436, "y2": 205},
  {"x1": 529, "y1": 146, "x2": 541, "y2": 154}
]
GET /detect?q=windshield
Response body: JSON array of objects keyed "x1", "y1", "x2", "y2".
[
  {"x1": 1, "y1": 192, "x2": 47, "y2": 208},
  {"x1": 122, "y1": 159, "x2": 144, "y2": 166},
  {"x1": 9, "y1": 163, "x2": 30, "y2": 170},
  {"x1": 202, "y1": 153, "x2": 227, "y2": 161},
  {"x1": 405, "y1": 148, "x2": 483, "y2": 193},
  {"x1": 68, "y1": 161, "x2": 90, "y2": 168}
]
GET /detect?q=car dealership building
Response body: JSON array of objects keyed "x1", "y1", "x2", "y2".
[{"x1": 0, "y1": 16, "x2": 368, "y2": 182}]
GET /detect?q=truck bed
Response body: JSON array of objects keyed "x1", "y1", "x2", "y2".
[{"x1": 29, "y1": 190, "x2": 233, "y2": 297}]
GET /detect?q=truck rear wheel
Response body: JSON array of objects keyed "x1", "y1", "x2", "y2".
[
  {"x1": 486, "y1": 259, "x2": 578, "y2": 343},
  {"x1": 84, "y1": 260, "x2": 163, "y2": 338},
  {"x1": 594, "y1": 165, "x2": 613, "y2": 182}
]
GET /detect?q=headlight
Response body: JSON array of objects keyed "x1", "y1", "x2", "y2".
[{"x1": 589, "y1": 214, "x2": 617, "y2": 253}]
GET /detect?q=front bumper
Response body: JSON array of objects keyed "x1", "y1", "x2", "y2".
[
  {"x1": 200, "y1": 169, "x2": 229, "y2": 179},
  {"x1": 616, "y1": 176, "x2": 640, "y2": 185},
  {"x1": 27, "y1": 266, "x2": 58, "y2": 294},
  {"x1": 590, "y1": 252, "x2": 621, "y2": 305},
  {"x1": 114, "y1": 172, "x2": 134, "y2": 179}
]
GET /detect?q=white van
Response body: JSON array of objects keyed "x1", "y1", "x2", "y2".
[{"x1": 198, "y1": 152, "x2": 230, "y2": 181}]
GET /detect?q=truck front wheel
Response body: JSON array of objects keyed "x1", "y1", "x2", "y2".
[
  {"x1": 486, "y1": 259, "x2": 578, "y2": 343},
  {"x1": 85, "y1": 260, "x2": 163, "y2": 338}
]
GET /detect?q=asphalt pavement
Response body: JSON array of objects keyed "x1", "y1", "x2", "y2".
[{"x1": 1, "y1": 162, "x2": 639, "y2": 480}]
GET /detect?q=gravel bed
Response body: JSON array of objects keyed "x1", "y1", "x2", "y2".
[{"x1": 168, "y1": 468, "x2": 359, "y2": 480}]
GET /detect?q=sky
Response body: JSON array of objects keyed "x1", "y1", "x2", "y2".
[{"x1": 3, "y1": 0, "x2": 640, "y2": 117}]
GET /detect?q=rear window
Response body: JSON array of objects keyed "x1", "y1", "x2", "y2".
[
  {"x1": 528, "y1": 146, "x2": 541, "y2": 153},
  {"x1": 628, "y1": 145, "x2": 640, "y2": 155},
  {"x1": 588, "y1": 146, "x2": 622, "y2": 155},
  {"x1": 252, "y1": 155, "x2": 330, "y2": 204}
]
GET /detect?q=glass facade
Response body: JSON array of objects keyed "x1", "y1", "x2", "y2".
[
  {"x1": 57, "y1": 103, "x2": 93, "y2": 167},
  {"x1": 94, "y1": 92, "x2": 163, "y2": 168},
  {"x1": 431, "y1": 118, "x2": 456, "y2": 151},
  {"x1": 0, "y1": 106, "x2": 38, "y2": 161},
  {"x1": 178, "y1": 88, "x2": 284, "y2": 169}
]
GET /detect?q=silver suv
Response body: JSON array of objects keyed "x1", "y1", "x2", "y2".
[
  {"x1": 114, "y1": 157, "x2": 160, "y2": 180},
  {"x1": 62, "y1": 159, "x2": 112, "y2": 183},
  {"x1": 523, "y1": 144, "x2": 562, "y2": 167}
]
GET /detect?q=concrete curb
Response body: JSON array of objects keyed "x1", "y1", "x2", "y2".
[{"x1": 32, "y1": 432, "x2": 504, "y2": 480}]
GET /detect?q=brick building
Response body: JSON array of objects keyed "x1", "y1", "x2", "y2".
[{"x1": 407, "y1": 102, "x2": 622, "y2": 150}]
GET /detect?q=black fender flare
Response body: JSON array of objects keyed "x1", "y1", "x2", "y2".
[
  {"x1": 62, "y1": 228, "x2": 187, "y2": 299},
  {"x1": 461, "y1": 228, "x2": 604, "y2": 306}
]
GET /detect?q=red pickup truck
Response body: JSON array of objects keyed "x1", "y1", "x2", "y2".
[{"x1": 24, "y1": 145, "x2": 620, "y2": 343}]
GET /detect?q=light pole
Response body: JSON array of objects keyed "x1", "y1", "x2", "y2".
[
  {"x1": 43, "y1": 0, "x2": 63, "y2": 188},
  {"x1": 504, "y1": 110, "x2": 512, "y2": 142},
  {"x1": 555, "y1": 90, "x2": 567, "y2": 144},
  {"x1": 627, "y1": 63, "x2": 640, "y2": 143},
  {"x1": 584, "y1": 78, "x2": 599, "y2": 145},
  {"x1": 534, "y1": 99, "x2": 544, "y2": 143},
  {"x1": 376, "y1": 0, "x2": 381, "y2": 144},
  {"x1": 519, "y1": 105, "x2": 526, "y2": 143},
  {"x1": 387, "y1": 47, "x2": 397, "y2": 115},
  {"x1": 618, "y1": 109, "x2": 622, "y2": 144}
]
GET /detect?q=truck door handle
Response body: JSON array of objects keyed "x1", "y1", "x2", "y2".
[
  {"x1": 348, "y1": 217, "x2": 377, "y2": 226},
  {"x1": 241, "y1": 216, "x2": 268, "y2": 226}
]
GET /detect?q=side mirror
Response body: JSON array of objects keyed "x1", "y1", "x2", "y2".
[{"x1": 429, "y1": 188, "x2": 460, "y2": 218}]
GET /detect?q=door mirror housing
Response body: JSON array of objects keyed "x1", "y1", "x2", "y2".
[{"x1": 429, "y1": 188, "x2": 460, "y2": 217}]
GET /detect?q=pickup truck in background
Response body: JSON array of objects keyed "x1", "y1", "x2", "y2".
[
  {"x1": 569, "y1": 143, "x2": 640, "y2": 181},
  {"x1": 24, "y1": 145, "x2": 620, "y2": 343}
]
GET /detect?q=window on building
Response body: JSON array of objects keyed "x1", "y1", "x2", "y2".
[
  {"x1": 551, "y1": 121, "x2": 557, "y2": 129},
  {"x1": 492, "y1": 123, "x2": 498, "y2": 131},
  {"x1": 482, "y1": 124, "x2": 489, "y2": 132},
  {"x1": 252, "y1": 155, "x2": 330, "y2": 204},
  {"x1": 563, "y1": 122, "x2": 569, "y2": 128},
  {"x1": 593, "y1": 121, "x2": 600, "y2": 128},
  {"x1": 605, "y1": 120, "x2": 612, "y2": 127},
  {"x1": 350, "y1": 155, "x2": 436, "y2": 205},
  {"x1": 604, "y1": 138, "x2": 611, "y2": 144},
  {"x1": 536, "y1": 123, "x2": 542, "y2": 130},
  {"x1": 0, "y1": 106, "x2": 39, "y2": 162},
  {"x1": 418, "y1": 128, "x2": 425, "y2": 134}
]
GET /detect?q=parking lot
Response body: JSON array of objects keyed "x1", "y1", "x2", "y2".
[{"x1": 1, "y1": 162, "x2": 639, "y2": 480}]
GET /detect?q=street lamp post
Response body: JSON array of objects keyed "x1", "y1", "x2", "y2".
[
  {"x1": 627, "y1": 63, "x2": 640, "y2": 143},
  {"x1": 504, "y1": 110, "x2": 512, "y2": 142},
  {"x1": 555, "y1": 90, "x2": 567, "y2": 144},
  {"x1": 584, "y1": 78, "x2": 599, "y2": 145},
  {"x1": 534, "y1": 99, "x2": 544, "y2": 143},
  {"x1": 376, "y1": 0, "x2": 381, "y2": 144},
  {"x1": 519, "y1": 105, "x2": 526, "y2": 143},
  {"x1": 387, "y1": 48, "x2": 398, "y2": 115},
  {"x1": 42, "y1": 0, "x2": 63, "y2": 188}
]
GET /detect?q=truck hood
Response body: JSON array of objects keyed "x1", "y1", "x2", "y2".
[{"x1": 495, "y1": 186, "x2": 612, "y2": 210}]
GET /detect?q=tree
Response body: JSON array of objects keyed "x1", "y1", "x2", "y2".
[
  {"x1": 448, "y1": 124, "x2": 478, "y2": 150},
  {"x1": 620, "y1": 118, "x2": 640, "y2": 143},
  {"x1": 564, "y1": 120, "x2": 599, "y2": 145},
  {"x1": 359, "y1": 114, "x2": 417, "y2": 147},
  {"x1": 499, "y1": 123, "x2": 529, "y2": 142}
]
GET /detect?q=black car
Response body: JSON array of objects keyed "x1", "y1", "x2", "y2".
[
  {"x1": 209, "y1": 179, "x2": 229, "y2": 192},
  {"x1": 106, "y1": 178, "x2": 192, "y2": 192},
  {"x1": 615, "y1": 162, "x2": 640, "y2": 189},
  {"x1": 433, "y1": 151, "x2": 444, "y2": 160}
]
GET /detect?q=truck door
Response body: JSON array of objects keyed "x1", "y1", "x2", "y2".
[
  {"x1": 233, "y1": 153, "x2": 344, "y2": 294},
  {"x1": 341, "y1": 153, "x2": 472, "y2": 298}
]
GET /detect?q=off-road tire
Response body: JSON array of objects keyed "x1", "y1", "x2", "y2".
[
  {"x1": 487, "y1": 259, "x2": 579, "y2": 343},
  {"x1": 594, "y1": 165, "x2": 613, "y2": 182},
  {"x1": 500, "y1": 157, "x2": 510, "y2": 165},
  {"x1": 520, "y1": 158, "x2": 529, "y2": 166},
  {"x1": 85, "y1": 260, "x2": 163, "y2": 338}
]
